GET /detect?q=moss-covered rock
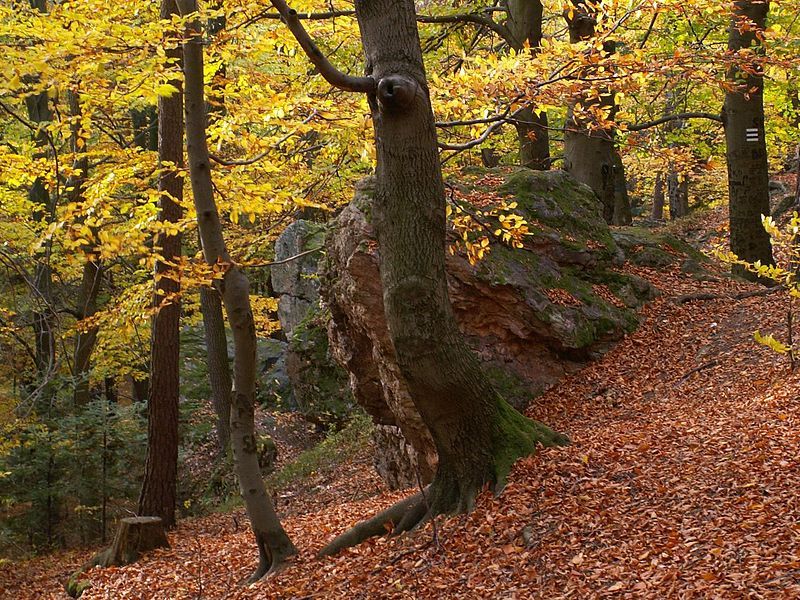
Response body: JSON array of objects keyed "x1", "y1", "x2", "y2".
[
  {"x1": 321, "y1": 168, "x2": 659, "y2": 489},
  {"x1": 285, "y1": 310, "x2": 354, "y2": 430},
  {"x1": 271, "y1": 220, "x2": 355, "y2": 431}
]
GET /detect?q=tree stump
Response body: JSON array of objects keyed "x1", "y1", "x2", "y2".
[
  {"x1": 66, "y1": 517, "x2": 170, "y2": 597},
  {"x1": 97, "y1": 516, "x2": 169, "y2": 567}
]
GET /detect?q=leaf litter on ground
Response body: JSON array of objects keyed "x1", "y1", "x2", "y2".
[{"x1": 3, "y1": 202, "x2": 800, "y2": 599}]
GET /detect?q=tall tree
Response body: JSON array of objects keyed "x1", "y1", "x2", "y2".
[
  {"x1": 138, "y1": 0, "x2": 183, "y2": 528},
  {"x1": 724, "y1": 0, "x2": 774, "y2": 275},
  {"x1": 563, "y1": 0, "x2": 631, "y2": 225},
  {"x1": 270, "y1": 0, "x2": 567, "y2": 555},
  {"x1": 506, "y1": 0, "x2": 550, "y2": 170},
  {"x1": 178, "y1": 0, "x2": 296, "y2": 579},
  {"x1": 200, "y1": 286, "x2": 232, "y2": 455},
  {"x1": 25, "y1": 0, "x2": 56, "y2": 382},
  {"x1": 68, "y1": 89, "x2": 103, "y2": 407}
]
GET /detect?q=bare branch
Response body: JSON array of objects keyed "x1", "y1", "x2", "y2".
[
  {"x1": 625, "y1": 112, "x2": 722, "y2": 132},
  {"x1": 417, "y1": 12, "x2": 514, "y2": 45},
  {"x1": 268, "y1": 0, "x2": 375, "y2": 93}
]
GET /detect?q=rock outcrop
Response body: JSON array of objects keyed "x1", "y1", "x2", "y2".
[
  {"x1": 270, "y1": 220, "x2": 354, "y2": 429},
  {"x1": 322, "y1": 169, "x2": 659, "y2": 489},
  {"x1": 271, "y1": 220, "x2": 325, "y2": 338}
]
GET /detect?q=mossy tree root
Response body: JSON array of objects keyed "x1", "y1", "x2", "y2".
[{"x1": 319, "y1": 408, "x2": 568, "y2": 557}]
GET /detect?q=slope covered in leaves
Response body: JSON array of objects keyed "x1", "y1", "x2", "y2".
[{"x1": 3, "y1": 211, "x2": 800, "y2": 599}]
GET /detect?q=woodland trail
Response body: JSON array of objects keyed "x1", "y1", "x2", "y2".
[{"x1": 3, "y1": 230, "x2": 800, "y2": 599}]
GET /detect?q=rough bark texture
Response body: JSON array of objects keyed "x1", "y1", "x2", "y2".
[
  {"x1": 91, "y1": 517, "x2": 169, "y2": 568},
  {"x1": 200, "y1": 286, "x2": 232, "y2": 455},
  {"x1": 667, "y1": 171, "x2": 690, "y2": 219},
  {"x1": 138, "y1": 0, "x2": 183, "y2": 529},
  {"x1": 723, "y1": 0, "x2": 774, "y2": 276},
  {"x1": 179, "y1": 0, "x2": 296, "y2": 579},
  {"x1": 323, "y1": 170, "x2": 655, "y2": 489},
  {"x1": 652, "y1": 172, "x2": 665, "y2": 220},
  {"x1": 506, "y1": 0, "x2": 550, "y2": 170},
  {"x1": 563, "y1": 0, "x2": 631, "y2": 225},
  {"x1": 319, "y1": 0, "x2": 568, "y2": 555}
]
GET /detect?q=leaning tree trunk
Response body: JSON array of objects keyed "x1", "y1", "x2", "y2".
[
  {"x1": 506, "y1": 0, "x2": 550, "y2": 170},
  {"x1": 178, "y1": 0, "x2": 296, "y2": 580},
  {"x1": 289, "y1": 0, "x2": 567, "y2": 555},
  {"x1": 563, "y1": 0, "x2": 631, "y2": 225},
  {"x1": 200, "y1": 286, "x2": 232, "y2": 455},
  {"x1": 138, "y1": 0, "x2": 183, "y2": 529},
  {"x1": 723, "y1": 0, "x2": 774, "y2": 276}
]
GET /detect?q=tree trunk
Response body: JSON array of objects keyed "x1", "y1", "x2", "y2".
[
  {"x1": 26, "y1": 0, "x2": 56, "y2": 382},
  {"x1": 667, "y1": 171, "x2": 690, "y2": 219},
  {"x1": 91, "y1": 517, "x2": 169, "y2": 567},
  {"x1": 138, "y1": 0, "x2": 183, "y2": 529},
  {"x1": 178, "y1": 0, "x2": 296, "y2": 579},
  {"x1": 131, "y1": 107, "x2": 158, "y2": 152},
  {"x1": 563, "y1": 0, "x2": 631, "y2": 225},
  {"x1": 723, "y1": 0, "x2": 773, "y2": 276},
  {"x1": 506, "y1": 0, "x2": 550, "y2": 170},
  {"x1": 72, "y1": 260, "x2": 102, "y2": 406},
  {"x1": 200, "y1": 286, "x2": 232, "y2": 455},
  {"x1": 319, "y1": 0, "x2": 567, "y2": 556},
  {"x1": 67, "y1": 90, "x2": 102, "y2": 407},
  {"x1": 652, "y1": 172, "x2": 665, "y2": 220}
]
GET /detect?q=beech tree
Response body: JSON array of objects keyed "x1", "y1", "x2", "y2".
[
  {"x1": 724, "y1": 0, "x2": 774, "y2": 275},
  {"x1": 177, "y1": 0, "x2": 296, "y2": 578},
  {"x1": 506, "y1": 0, "x2": 550, "y2": 170},
  {"x1": 563, "y1": 0, "x2": 631, "y2": 225},
  {"x1": 270, "y1": 0, "x2": 567, "y2": 555}
]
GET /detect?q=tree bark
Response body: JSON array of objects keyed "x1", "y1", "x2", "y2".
[
  {"x1": 138, "y1": 0, "x2": 183, "y2": 529},
  {"x1": 67, "y1": 90, "x2": 102, "y2": 407},
  {"x1": 200, "y1": 286, "x2": 232, "y2": 455},
  {"x1": 723, "y1": 0, "x2": 773, "y2": 277},
  {"x1": 178, "y1": 0, "x2": 296, "y2": 579},
  {"x1": 652, "y1": 172, "x2": 665, "y2": 220},
  {"x1": 563, "y1": 0, "x2": 631, "y2": 225},
  {"x1": 667, "y1": 171, "x2": 690, "y2": 219},
  {"x1": 318, "y1": 0, "x2": 567, "y2": 555},
  {"x1": 26, "y1": 0, "x2": 56, "y2": 381},
  {"x1": 506, "y1": 0, "x2": 550, "y2": 170}
]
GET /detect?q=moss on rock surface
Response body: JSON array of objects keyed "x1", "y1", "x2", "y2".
[{"x1": 285, "y1": 310, "x2": 354, "y2": 430}]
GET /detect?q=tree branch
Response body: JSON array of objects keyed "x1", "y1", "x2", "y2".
[
  {"x1": 417, "y1": 12, "x2": 514, "y2": 45},
  {"x1": 268, "y1": 0, "x2": 375, "y2": 93},
  {"x1": 626, "y1": 112, "x2": 722, "y2": 132}
]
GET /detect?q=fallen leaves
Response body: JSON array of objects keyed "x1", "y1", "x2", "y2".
[{"x1": 4, "y1": 205, "x2": 800, "y2": 598}]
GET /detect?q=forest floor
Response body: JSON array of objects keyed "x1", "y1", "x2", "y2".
[{"x1": 3, "y1": 200, "x2": 800, "y2": 599}]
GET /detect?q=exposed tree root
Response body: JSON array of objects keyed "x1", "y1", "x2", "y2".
[
  {"x1": 246, "y1": 537, "x2": 297, "y2": 583},
  {"x1": 319, "y1": 414, "x2": 568, "y2": 557},
  {"x1": 319, "y1": 491, "x2": 428, "y2": 557}
]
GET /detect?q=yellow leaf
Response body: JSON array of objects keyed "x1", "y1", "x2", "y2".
[{"x1": 156, "y1": 83, "x2": 180, "y2": 98}]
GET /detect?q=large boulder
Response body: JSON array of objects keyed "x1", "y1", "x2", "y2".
[
  {"x1": 271, "y1": 220, "x2": 326, "y2": 338},
  {"x1": 271, "y1": 220, "x2": 354, "y2": 429},
  {"x1": 322, "y1": 169, "x2": 657, "y2": 489}
]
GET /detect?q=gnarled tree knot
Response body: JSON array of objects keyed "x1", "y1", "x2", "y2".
[{"x1": 376, "y1": 75, "x2": 418, "y2": 112}]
